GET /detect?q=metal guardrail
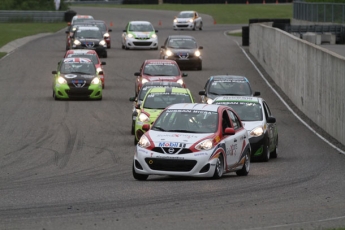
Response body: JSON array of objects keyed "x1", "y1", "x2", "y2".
[
  {"x1": 0, "y1": 10, "x2": 65, "y2": 22},
  {"x1": 293, "y1": 1, "x2": 345, "y2": 24},
  {"x1": 67, "y1": 0, "x2": 123, "y2": 4}
]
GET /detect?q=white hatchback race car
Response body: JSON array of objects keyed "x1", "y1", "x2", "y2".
[
  {"x1": 133, "y1": 103, "x2": 251, "y2": 180},
  {"x1": 122, "y1": 21, "x2": 158, "y2": 50},
  {"x1": 173, "y1": 11, "x2": 203, "y2": 30}
]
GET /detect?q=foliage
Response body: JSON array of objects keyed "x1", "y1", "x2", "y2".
[{"x1": 0, "y1": 0, "x2": 69, "y2": 10}]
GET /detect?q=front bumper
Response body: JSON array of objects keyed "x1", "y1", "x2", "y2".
[
  {"x1": 173, "y1": 22, "x2": 194, "y2": 30},
  {"x1": 125, "y1": 38, "x2": 158, "y2": 49},
  {"x1": 53, "y1": 83, "x2": 102, "y2": 100},
  {"x1": 134, "y1": 147, "x2": 218, "y2": 177},
  {"x1": 249, "y1": 135, "x2": 265, "y2": 157},
  {"x1": 163, "y1": 56, "x2": 202, "y2": 69}
]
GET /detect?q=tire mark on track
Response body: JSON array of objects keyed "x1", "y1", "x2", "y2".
[{"x1": 54, "y1": 122, "x2": 77, "y2": 169}]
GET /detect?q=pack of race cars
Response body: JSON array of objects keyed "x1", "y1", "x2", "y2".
[{"x1": 52, "y1": 13, "x2": 279, "y2": 181}]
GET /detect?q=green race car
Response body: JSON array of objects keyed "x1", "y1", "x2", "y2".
[
  {"x1": 52, "y1": 57, "x2": 103, "y2": 100},
  {"x1": 134, "y1": 87, "x2": 194, "y2": 145}
]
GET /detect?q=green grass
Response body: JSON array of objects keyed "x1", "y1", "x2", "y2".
[{"x1": 78, "y1": 3, "x2": 293, "y2": 24}]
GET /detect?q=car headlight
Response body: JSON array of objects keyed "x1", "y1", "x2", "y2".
[
  {"x1": 195, "y1": 139, "x2": 214, "y2": 150},
  {"x1": 151, "y1": 34, "x2": 157, "y2": 39},
  {"x1": 173, "y1": 19, "x2": 177, "y2": 23},
  {"x1": 194, "y1": 50, "x2": 201, "y2": 57},
  {"x1": 207, "y1": 98, "x2": 213, "y2": 104},
  {"x1": 99, "y1": 40, "x2": 106, "y2": 46},
  {"x1": 91, "y1": 77, "x2": 100, "y2": 85},
  {"x1": 138, "y1": 113, "x2": 150, "y2": 122},
  {"x1": 73, "y1": 40, "x2": 81, "y2": 45},
  {"x1": 189, "y1": 19, "x2": 194, "y2": 23},
  {"x1": 250, "y1": 127, "x2": 264, "y2": 137},
  {"x1": 104, "y1": 32, "x2": 110, "y2": 38},
  {"x1": 127, "y1": 34, "x2": 134, "y2": 38},
  {"x1": 138, "y1": 135, "x2": 151, "y2": 148},
  {"x1": 142, "y1": 79, "x2": 149, "y2": 84},
  {"x1": 165, "y1": 50, "x2": 173, "y2": 57},
  {"x1": 177, "y1": 79, "x2": 184, "y2": 85},
  {"x1": 96, "y1": 67, "x2": 103, "y2": 73},
  {"x1": 57, "y1": 76, "x2": 67, "y2": 84}
]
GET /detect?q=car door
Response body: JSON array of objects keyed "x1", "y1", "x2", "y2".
[
  {"x1": 263, "y1": 101, "x2": 277, "y2": 151},
  {"x1": 227, "y1": 109, "x2": 248, "y2": 166}
]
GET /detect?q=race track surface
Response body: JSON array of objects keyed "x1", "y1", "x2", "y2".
[{"x1": 0, "y1": 7, "x2": 345, "y2": 230}]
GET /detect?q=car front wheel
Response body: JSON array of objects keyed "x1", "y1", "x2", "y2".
[
  {"x1": 212, "y1": 154, "x2": 224, "y2": 179},
  {"x1": 236, "y1": 151, "x2": 250, "y2": 176}
]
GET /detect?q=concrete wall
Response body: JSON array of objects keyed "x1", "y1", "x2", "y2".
[{"x1": 249, "y1": 23, "x2": 345, "y2": 146}]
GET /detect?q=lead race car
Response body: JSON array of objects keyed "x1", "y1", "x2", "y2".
[
  {"x1": 133, "y1": 103, "x2": 251, "y2": 180},
  {"x1": 173, "y1": 11, "x2": 203, "y2": 30},
  {"x1": 52, "y1": 57, "x2": 103, "y2": 100}
]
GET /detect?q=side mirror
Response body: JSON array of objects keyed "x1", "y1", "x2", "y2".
[
  {"x1": 199, "y1": 90, "x2": 206, "y2": 95},
  {"x1": 142, "y1": 124, "x2": 150, "y2": 131},
  {"x1": 161, "y1": 46, "x2": 165, "y2": 49},
  {"x1": 135, "y1": 104, "x2": 141, "y2": 109},
  {"x1": 224, "y1": 127, "x2": 235, "y2": 135},
  {"x1": 65, "y1": 31, "x2": 69, "y2": 34},
  {"x1": 199, "y1": 46, "x2": 203, "y2": 49},
  {"x1": 267, "y1": 116, "x2": 276, "y2": 123},
  {"x1": 134, "y1": 72, "x2": 140, "y2": 76},
  {"x1": 129, "y1": 97, "x2": 136, "y2": 102},
  {"x1": 101, "y1": 62, "x2": 106, "y2": 65},
  {"x1": 155, "y1": 30, "x2": 158, "y2": 33},
  {"x1": 98, "y1": 71, "x2": 104, "y2": 75},
  {"x1": 108, "y1": 29, "x2": 112, "y2": 32},
  {"x1": 123, "y1": 29, "x2": 127, "y2": 32},
  {"x1": 52, "y1": 70, "x2": 57, "y2": 74},
  {"x1": 182, "y1": 73, "x2": 188, "y2": 77},
  {"x1": 67, "y1": 22, "x2": 71, "y2": 26},
  {"x1": 253, "y1": 91, "x2": 260, "y2": 96}
]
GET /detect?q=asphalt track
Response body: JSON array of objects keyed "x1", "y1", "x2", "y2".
[{"x1": 0, "y1": 7, "x2": 345, "y2": 230}]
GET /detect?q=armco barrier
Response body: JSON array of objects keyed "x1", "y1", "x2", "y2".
[
  {"x1": 0, "y1": 11, "x2": 64, "y2": 22},
  {"x1": 249, "y1": 23, "x2": 345, "y2": 146}
]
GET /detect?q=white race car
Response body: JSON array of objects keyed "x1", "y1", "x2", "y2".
[
  {"x1": 133, "y1": 103, "x2": 251, "y2": 180},
  {"x1": 122, "y1": 21, "x2": 158, "y2": 50},
  {"x1": 173, "y1": 11, "x2": 203, "y2": 30}
]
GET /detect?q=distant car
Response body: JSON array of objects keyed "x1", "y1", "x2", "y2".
[
  {"x1": 122, "y1": 21, "x2": 158, "y2": 50},
  {"x1": 173, "y1": 11, "x2": 203, "y2": 30},
  {"x1": 52, "y1": 57, "x2": 102, "y2": 100},
  {"x1": 129, "y1": 82, "x2": 183, "y2": 135},
  {"x1": 213, "y1": 96, "x2": 278, "y2": 162},
  {"x1": 89, "y1": 20, "x2": 112, "y2": 48},
  {"x1": 64, "y1": 49, "x2": 106, "y2": 89},
  {"x1": 134, "y1": 59, "x2": 188, "y2": 97},
  {"x1": 70, "y1": 26, "x2": 107, "y2": 58},
  {"x1": 68, "y1": 15, "x2": 94, "y2": 26},
  {"x1": 132, "y1": 103, "x2": 251, "y2": 181},
  {"x1": 133, "y1": 87, "x2": 195, "y2": 145},
  {"x1": 65, "y1": 20, "x2": 96, "y2": 51},
  {"x1": 199, "y1": 75, "x2": 260, "y2": 104},
  {"x1": 160, "y1": 35, "x2": 203, "y2": 70}
]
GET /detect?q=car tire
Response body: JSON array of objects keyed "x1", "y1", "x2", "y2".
[
  {"x1": 199, "y1": 22, "x2": 203, "y2": 30},
  {"x1": 122, "y1": 44, "x2": 125, "y2": 49},
  {"x1": 236, "y1": 151, "x2": 250, "y2": 176},
  {"x1": 261, "y1": 142, "x2": 270, "y2": 162},
  {"x1": 125, "y1": 45, "x2": 129, "y2": 50},
  {"x1": 131, "y1": 120, "x2": 135, "y2": 135},
  {"x1": 193, "y1": 23, "x2": 196, "y2": 31},
  {"x1": 134, "y1": 135, "x2": 138, "y2": 145},
  {"x1": 271, "y1": 136, "x2": 278, "y2": 158},
  {"x1": 212, "y1": 154, "x2": 224, "y2": 179},
  {"x1": 132, "y1": 163, "x2": 148, "y2": 181}
]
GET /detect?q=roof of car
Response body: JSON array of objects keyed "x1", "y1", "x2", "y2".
[
  {"x1": 63, "y1": 57, "x2": 92, "y2": 63},
  {"x1": 167, "y1": 103, "x2": 224, "y2": 112},
  {"x1": 213, "y1": 96, "x2": 262, "y2": 103},
  {"x1": 210, "y1": 75, "x2": 249, "y2": 82},
  {"x1": 76, "y1": 26, "x2": 100, "y2": 31},
  {"x1": 144, "y1": 59, "x2": 178, "y2": 65},
  {"x1": 129, "y1": 21, "x2": 151, "y2": 25},
  {"x1": 72, "y1": 15, "x2": 94, "y2": 19},
  {"x1": 179, "y1": 11, "x2": 196, "y2": 14},
  {"x1": 146, "y1": 87, "x2": 191, "y2": 94},
  {"x1": 65, "y1": 49, "x2": 97, "y2": 55}
]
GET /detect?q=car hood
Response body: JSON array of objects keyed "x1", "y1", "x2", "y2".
[
  {"x1": 142, "y1": 108, "x2": 164, "y2": 123},
  {"x1": 129, "y1": 31, "x2": 154, "y2": 38},
  {"x1": 77, "y1": 38, "x2": 102, "y2": 43},
  {"x1": 61, "y1": 73, "x2": 97, "y2": 83},
  {"x1": 148, "y1": 130, "x2": 214, "y2": 148},
  {"x1": 143, "y1": 76, "x2": 181, "y2": 82},
  {"x1": 171, "y1": 48, "x2": 196, "y2": 54},
  {"x1": 242, "y1": 120, "x2": 265, "y2": 132}
]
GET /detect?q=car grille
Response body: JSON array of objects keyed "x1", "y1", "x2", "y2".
[
  {"x1": 135, "y1": 37, "x2": 150, "y2": 40},
  {"x1": 177, "y1": 25, "x2": 189, "y2": 28},
  {"x1": 133, "y1": 42, "x2": 152, "y2": 46},
  {"x1": 151, "y1": 147, "x2": 192, "y2": 155},
  {"x1": 66, "y1": 88, "x2": 93, "y2": 97},
  {"x1": 145, "y1": 158, "x2": 197, "y2": 172}
]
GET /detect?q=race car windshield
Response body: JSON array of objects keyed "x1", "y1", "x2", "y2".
[
  {"x1": 178, "y1": 13, "x2": 194, "y2": 18},
  {"x1": 153, "y1": 110, "x2": 218, "y2": 133},
  {"x1": 168, "y1": 39, "x2": 197, "y2": 49},
  {"x1": 129, "y1": 24, "x2": 154, "y2": 32},
  {"x1": 61, "y1": 62, "x2": 96, "y2": 75},
  {"x1": 209, "y1": 81, "x2": 251, "y2": 96},
  {"x1": 96, "y1": 24, "x2": 107, "y2": 32},
  {"x1": 143, "y1": 94, "x2": 192, "y2": 109},
  {"x1": 143, "y1": 64, "x2": 179, "y2": 76},
  {"x1": 76, "y1": 29, "x2": 102, "y2": 39}
]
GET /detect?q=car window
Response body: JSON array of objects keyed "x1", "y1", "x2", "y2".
[
  {"x1": 61, "y1": 62, "x2": 96, "y2": 75},
  {"x1": 67, "y1": 54, "x2": 98, "y2": 65},
  {"x1": 143, "y1": 64, "x2": 179, "y2": 76},
  {"x1": 209, "y1": 81, "x2": 251, "y2": 96},
  {"x1": 143, "y1": 93, "x2": 192, "y2": 109},
  {"x1": 228, "y1": 110, "x2": 241, "y2": 130},
  {"x1": 168, "y1": 39, "x2": 197, "y2": 49},
  {"x1": 221, "y1": 110, "x2": 232, "y2": 133},
  {"x1": 76, "y1": 29, "x2": 102, "y2": 39}
]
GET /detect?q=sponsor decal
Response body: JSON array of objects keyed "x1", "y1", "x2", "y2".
[
  {"x1": 81, "y1": 75, "x2": 94, "y2": 79},
  {"x1": 72, "y1": 79, "x2": 86, "y2": 88},
  {"x1": 215, "y1": 136, "x2": 220, "y2": 143},
  {"x1": 156, "y1": 133, "x2": 197, "y2": 139},
  {"x1": 226, "y1": 144, "x2": 238, "y2": 156},
  {"x1": 64, "y1": 74, "x2": 77, "y2": 79},
  {"x1": 158, "y1": 142, "x2": 179, "y2": 147},
  {"x1": 156, "y1": 156, "x2": 184, "y2": 159},
  {"x1": 194, "y1": 152, "x2": 207, "y2": 156}
]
